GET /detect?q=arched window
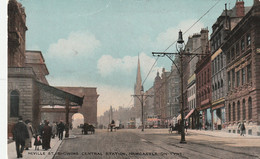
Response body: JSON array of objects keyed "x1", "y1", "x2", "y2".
[
  {"x1": 248, "y1": 97, "x2": 252, "y2": 119},
  {"x1": 233, "y1": 102, "x2": 236, "y2": 121},
  {"x1": 242, "y1": 99, "x2": 246, "y2": 120},
  {"x1": 228, "y1": 104, "x2": 231, "y2": 122},
  {"x1": 10, "y1": 90, "x2": 19, "y2": 117},
  {"x1": 237, "y1": 101, "x2": 240, "y2": 121}
]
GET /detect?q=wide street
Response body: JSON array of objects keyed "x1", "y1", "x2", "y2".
[{"x1": 53, "y1": 128, "x2": 260, "y2": 159}]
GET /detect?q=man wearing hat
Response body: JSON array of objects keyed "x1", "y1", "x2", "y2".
[{"x1": 12, "y1": 116, "x2": 29, "y2": 158}]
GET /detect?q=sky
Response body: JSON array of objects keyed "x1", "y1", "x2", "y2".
[{"x1": 13, "y1": 0, "x2": 254, "y2": 116}]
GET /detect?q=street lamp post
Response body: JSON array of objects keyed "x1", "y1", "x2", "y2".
[{"x1": 152, "y1": 30, "x2": 206, "y2": 143}]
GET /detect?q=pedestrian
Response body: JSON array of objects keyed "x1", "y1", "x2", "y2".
[
  {"x1": 12, "y1": 116, "x2": 29, "y2": 158},
  {"x1": 238, "y1": 121, "x2": 246, "y2": 136},
  {"x1": 169, "y1": 124, "x2": 172, "y2": 134},
  {"x1": 110, "y1": 120, "x2": 115, "y2": 132},
  {"x1": 185, "y1": 121, "x2": 189, "y2": 134},
  {"x1": 57, "y1": 120, "x2": 65, "y2": 140},
  {"x1": 51, "y1": 121, "x2": 57, "y2": 139},
  {"x1": 33, "y1": 134, "x2": 42, "y2": 150},
  {"x1": 24, "y1": 120, "x2": 34, "y2": 150},
  {"x1": 42, "y1": 120, "x2": 52, "y2": 150}
]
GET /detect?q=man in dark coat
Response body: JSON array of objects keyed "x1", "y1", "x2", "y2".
[
  {"x1": 12, "y1": 116, "x2": 29, "y2": 158},
  {"x1": 57, "y1": 120, "x2": 65, "y2": 140},
  {"x1": 42, "y1": 121, "x2": 52, "y2": 150}
]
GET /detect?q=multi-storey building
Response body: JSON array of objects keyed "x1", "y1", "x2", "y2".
[
  {"x1": 195, "y1": 42, "x2": 211, "y2": 130},
  {"x1": 144, "y1": 87, "x2": 154, "y2": 121},
  {"x1": 168, "y1": 59, "x2": 181, "y2": 121},
  {"x1": 185, "y1": 29, "x2": 209, "y2": 129},
  {"x1": 210, "y1": 1, "x2": 251, "y2": 130},
  {"x1": 222, "y1": 0, "x2": 260, "y2": 136}
]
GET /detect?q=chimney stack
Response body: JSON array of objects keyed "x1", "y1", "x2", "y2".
[{"x1": 236, "y1": 0, "x2": 245, "y2": 17}]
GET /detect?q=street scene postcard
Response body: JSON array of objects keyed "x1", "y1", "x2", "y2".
[{"x1": 4, "y1": 0, "x2": 260, "y2": 158}]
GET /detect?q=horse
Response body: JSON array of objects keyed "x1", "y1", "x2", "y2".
[{"x1": 82, "y1": 123, "x2": 95, "y2": 135}]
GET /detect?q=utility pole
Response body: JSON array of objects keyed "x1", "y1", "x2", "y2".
[
  {"x1": 132, "y1": 86, "x2": 153, "y2": 131},
  {"x1": 152, "y1": 30, "x2": 206, "y2": 143}
]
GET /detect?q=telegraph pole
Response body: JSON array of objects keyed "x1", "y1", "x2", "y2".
[
  {"x1": 152, "y1": 30, "x2": 206, "y2": 143},
  {"x1": 132, "y1": 86, "x2": 153, "y2": 131}
]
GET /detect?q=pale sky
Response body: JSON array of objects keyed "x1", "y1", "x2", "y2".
[{"x1": 12, "y1": 0, "x2": 254, "y2": 116}]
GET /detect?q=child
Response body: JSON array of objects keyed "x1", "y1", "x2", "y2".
[{"x1": 34, "y1": 135, "x2": 42, "y2": 150}]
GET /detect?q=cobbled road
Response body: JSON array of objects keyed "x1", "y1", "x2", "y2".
[{"x1": 53, "y1": 128, "x2": 260, "y2": 159}]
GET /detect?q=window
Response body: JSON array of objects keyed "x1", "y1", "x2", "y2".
[
  {"x1": 228, "y1": 104, "x2": 231, "y2": 122},
  {"x1": 220, "y1": 53, "x2": 223, "y2": 68},
  {"x1": 231, "y1": 47, "x2": 235, "y2": 60},
  {"x1": 233, "y1": 102, "x2": 236, "y2": 121},
  {"x1": 228, "y1": 71, "x2": 231, "y2": 91},
  {"x1": 242, "y1": 99, "x2": 246, "y2": 120},
  {"x1": 241, "y1": 38, "x2": 245, "y2": 52},
  {"x1": 204, "y1": 72, "x2": 206, "y2": 84},
  {"x1": 232, "y1": 69, "x2": 235, "y2": 89},
  {"x1": 248, "y1": 97, "x2": 252, "y2": 119},
  {"x1": 227, "y1": 51, "x2": 230, "y2": 62},
  {"x1": 212, "y1": 62, "x2": 214, "y2": 75},
  {"x1": 221, "y1": 79, "x2": 223, "y2": 88},
  {"x1": 10, "y1": 90, "x2": 19, "y2": 117},
  {"x1": 247, "y1": 64, "x2": 252, "y2": 82},
  {"x1": 242, "y1": 68, "x2": 245, "y2": 85},
  {"x1": 218, "y1": 56, "x2": 220, "y2": 71},
  {"x1": 202, "y1": 74, "x2": 203, "y2": 86},
  {"x1": 236, "y1": 70, "x2": 240, "y2": 87},
  {"x1": 208, "y1": 69, "x2": 210, "y2": 82},
  {"x1": 247, "y1": 34, "x2": 251, "y2": 46},
  {"x1": 236, "y1": 43, "x2": 240, "y2": 56},
  {"x1": 237, "y1": 101, "x2": 240, "y2": 121}
]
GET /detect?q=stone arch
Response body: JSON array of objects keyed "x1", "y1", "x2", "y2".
[{"x1": 72, "y1": 113, "x2": 84, "y2": 128}]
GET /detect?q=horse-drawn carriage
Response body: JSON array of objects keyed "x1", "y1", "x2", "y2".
[
  {"x1": 108, "y1": 124, "x2": 116, "y2": 132},
  {"x1": 81, "y1": 123, "x2": 95, "y2": 135}
]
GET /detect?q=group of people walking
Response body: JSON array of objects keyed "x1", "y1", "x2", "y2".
[{"x1": 12, "y1": 116, "x2": 66, "y2": 158}]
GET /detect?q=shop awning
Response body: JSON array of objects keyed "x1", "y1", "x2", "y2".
[
  {"x1": 36, "y1": 81, "x2": 84, "y2": 106},
  {"x1": 185, "y1": 109, "x2": 195, "y2": 119}
]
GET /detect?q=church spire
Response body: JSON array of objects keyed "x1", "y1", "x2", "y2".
[{"x1": 136, "y1": 54, "x2": 142, "y2": 85}]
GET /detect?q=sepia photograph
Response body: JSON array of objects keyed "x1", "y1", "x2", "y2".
[{"x1": 3, "y1": 0, "x2": 260, "y2": 158}]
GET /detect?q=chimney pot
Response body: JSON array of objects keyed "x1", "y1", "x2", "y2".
[{"x1": 236, "y1": 0, "x2": 245, "y2": 17}]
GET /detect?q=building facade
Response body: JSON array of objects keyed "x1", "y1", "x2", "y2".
[
  {"x1": 195, "y1": 45, "x2": 211, "y2": 130},
  {"x1": 222, "y1": 1, "x2": 260, "y2": 136}
]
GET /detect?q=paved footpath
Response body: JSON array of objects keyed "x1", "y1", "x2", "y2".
[{"x1": 7, "y1": 133, "x2": 72, "y2": 159}]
